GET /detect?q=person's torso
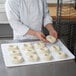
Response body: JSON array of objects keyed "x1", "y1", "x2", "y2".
[{"x1": 19, "y1": 0, "x2": 44, "y2": 32}]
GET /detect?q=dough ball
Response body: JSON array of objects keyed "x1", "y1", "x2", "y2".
[
  {"x1": 46, "y1": 35, "x2": 56, "y2": 43},
  {"x1": 24, "y1": 49, "x2": 36, "y2": 55},
  {"x1": 40, "y1": 53, "x2": 52, "y2": 61},
  {"x1": 24, "y1": 43, "x2": 32, "y2": 48},
  {"x1": 26, "y1": 54, "x2": 39, "y2": 62},
  {"x1": 34, "y1": 41, "x2": 45, "y2": 49},
  {"x1": 11, "y1": 55, "x2": 24, "y2": 64},
  {"x1": 22, "y1": 43, "x2": 33, "y2": 50},
  {"x1": 50, "y1": 44, "x2": 60, "y2": 52},
  {"x1": 38, "y1": 47, "x2": 49, "y2": 54},
  {"x1": 55, "y1": 51, "x2": 67, "y2": 59},
  {"x1": 8, "y1": 45, "x2": 19, "y2": 51},
  {"x1": 9, "y1": 50, "x2": 20, "y2": 55}
]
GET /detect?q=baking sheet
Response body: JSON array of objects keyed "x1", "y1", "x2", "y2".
[{"x1": 1, "y1": 40, "x2": 75, "y2": 67}]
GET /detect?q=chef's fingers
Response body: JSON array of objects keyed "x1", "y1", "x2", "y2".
[
  {"x1": 40, "y1": 33, "x2": 48, "y2": 42},
  {"x1": 49, "y1": 31, "x2": 58, "y2": 39}
]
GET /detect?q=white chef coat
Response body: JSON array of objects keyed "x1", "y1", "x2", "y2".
[{"x1": 5, "y1": 0, "x2": 53, "y2": 40}]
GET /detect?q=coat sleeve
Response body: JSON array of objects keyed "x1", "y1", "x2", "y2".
[
  {"x1": 5, "y1": 0, "x2": 29, "y2": 36},
  {"x1": 43, "y1": 0, "x2": 53, "y2": 27}
]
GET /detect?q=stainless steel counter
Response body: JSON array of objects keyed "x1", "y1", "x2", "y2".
[{"x1": 0, "y1": 40, "x2": 76, "y2": 76}]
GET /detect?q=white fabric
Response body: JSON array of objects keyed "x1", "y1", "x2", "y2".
[{"x1": 5, "y1": 0, "x2": 53, "y2": 40}]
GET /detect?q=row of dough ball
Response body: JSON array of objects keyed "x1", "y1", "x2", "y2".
[
  {"x1": 46, "y1": 35, "x2": 67, "y2": 59},
  {"x1": 22, "y1": 42, "x2": 52, "y2": 61},
  {"x1": 33, "y1": 41, "x2": 45, "y2": 49},
  {"x1": 50, "y1": 44, "x2": 67, "y2": 59},
  {"x1": 22, "y1": 43, "x2": 35, "y2": 53},
  {"x1": 22, "y1": 41, "x2": 47, "y2": 55},
  {"x1": 37, "y1": 47, "x2": 52, "y2": 60},
  {"x1": 8, "y1": 45, "x2": 24, "y2": 64},
  {"x1": 22, "y1": 44, "x2": 39, "y2": 62},
  {"x1": 22, "y1": 35, "x2": 56, "y2": 51}
]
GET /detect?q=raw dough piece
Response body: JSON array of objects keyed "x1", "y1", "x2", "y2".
[
  {"x1": 50, "y1": 44, "x2": 60, "y2": 52},
  {"x1": 24, "y1": 48, "x2": 36, "y2": 55},
  {"x1": 46, "y1": 35, "x2": 56, "y2": 43},
  {"x1": 34, "y1": 41, "x2": 45, "y2": 49},
  {"x1": 40, "y1": 53, "x2": 52, "y2": 61},
  {"x1": 22, "y1": 43, "x2": 33, "y2": 50},
  {"x1": 9, "y1": 50, "x2": 20, "y2": 55},
  {"x1": 38, "y1": 47, "x2": 49, "y2": 54},
  {"x1": 55, "y1": 51, "x2": 67, "y2": 59},
  {"x1": 26, "y1": 54, "x2": 39, "y2": 62},
  {"x1": 8, "y1": 45, "x2": 19, "y2": 51},
  {"x1": 11, "y1": 55, "x2": 24, "y2": 64}
]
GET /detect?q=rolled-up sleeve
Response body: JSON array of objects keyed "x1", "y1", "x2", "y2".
[
  {"x1": 5, "y1": 0, "x2": 29, "y2": 36},
  {"x1": 43, "y1": 0, "x2": 53, "y2": 27}
]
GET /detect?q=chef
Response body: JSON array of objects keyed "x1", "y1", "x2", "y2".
[{"x1": 5, "y1": 0, "x2": 57, "y2": 42}]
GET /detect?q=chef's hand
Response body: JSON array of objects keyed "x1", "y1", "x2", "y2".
[
  {"x1": 35, "y1": 32, "x2": 47, "y2": 42},
  {"x1": 49, "y1": 29, "x2": 58, "y2": 39},
  {"x1": 26, "y1": 29, "x2": 47, "y2": 42},
  {"x1": 45, "y1": 23, "x2": 58, "y2": 39}
]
